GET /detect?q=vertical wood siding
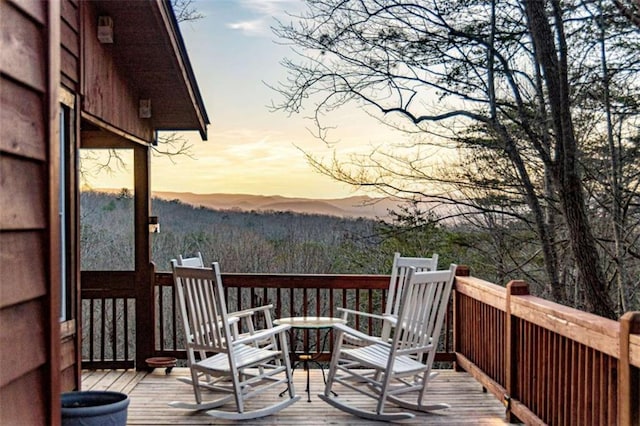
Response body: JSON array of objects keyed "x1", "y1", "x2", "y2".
[
  {"x1": 60, "y1": 0, "x2": 79, "y2": 89},
  {"x1": 81, "y1": 2, "x2": 154, "y2": 141}
]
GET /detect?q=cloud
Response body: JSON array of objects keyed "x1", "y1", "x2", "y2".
[
  {"x1": 238, "y1": 0, "x2": 301, "y2": 17},
  {"x1": 227, "y1": 0, "x2": 302, "y2": 36},
  {"x1": 227, "y1": 19, "x2": 267, "y2": 36}
]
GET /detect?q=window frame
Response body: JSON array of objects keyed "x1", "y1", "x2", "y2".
[{"x1": 59, "y1": 88, "x2": 76, "y2": 328}]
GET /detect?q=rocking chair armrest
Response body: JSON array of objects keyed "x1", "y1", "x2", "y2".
[
  {"x1": 337, "y1": 307, "x2": 391, "y2": 322},
  {"x1": 191, "y1": 316, "x2": 240, "y2": 340},
  {"x1": 333, "y1": 323, "x2": 392, "y2": 347},
  {"x1": 232, "y1": 324, "x2": 291, "y2": 346},
  {"x1": 229, "y1": 304, "x2": 274, "y2": 319}
]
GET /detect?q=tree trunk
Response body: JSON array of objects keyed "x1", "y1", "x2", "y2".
[
  {"x1": 488, "y1": 0, "x2": 561, "y2": 301},
  {"x1": 498, "y1": 124, "x2": 562, "y2": 301},
  {"x1": 598, "y1": 0, "x2": 628, "y2": 314},
  {"x1": 523, "y1": 0, "x2": 615, "y2": 318}
]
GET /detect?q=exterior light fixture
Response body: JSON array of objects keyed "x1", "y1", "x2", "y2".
[
  {"x1": 139, "y1": 99, "x2": 152, "y2": 118},
  {"x1": 149, "y1": 216, "x2": 160, "y2": 233},
  {"x1": 97, "y1": 16, "x2": 114, "y2": 44}
]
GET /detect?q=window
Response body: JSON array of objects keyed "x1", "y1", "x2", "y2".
[{"x1": 59, "y1": 91, "x2": 75, "y2": 322}]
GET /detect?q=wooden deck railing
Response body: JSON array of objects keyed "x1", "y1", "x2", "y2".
[
  {"x1": 152, "y1": 271, "x2": 455, "y2": 363},
  {"x1": 81, "y1": 271, "x2": 137, "y2": 370},
  {"x1": 454, "y1": 272, "x2": 640, "y2": 425},
  {"x1": 81, "y1": 269, "x2": 455, "y2": 369},
  {"x1": 81, "y1": 267, "x2": 639, "y2": 425}
]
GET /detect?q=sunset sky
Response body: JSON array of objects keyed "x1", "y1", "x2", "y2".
[{"x1": 84, "y1": 0, "x2": 403, "y2": 199}]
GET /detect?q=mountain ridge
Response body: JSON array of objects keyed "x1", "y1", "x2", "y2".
[{"x1": 151, "y1": 191, "x2": 403, "y2": 219}]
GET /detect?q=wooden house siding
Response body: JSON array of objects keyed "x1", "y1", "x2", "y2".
[
  {"x1": 60, "y1": 319, "x2": 78, "y2": 392},
  {"x1": 1, "y1": 369, "x2": 48, "y2": 425},
  {"x1": 2, "y1": 0, "x2": 207, "y2": 422},
  {"x1": 0, "y1": 79, "x2": 47, "y2": 159},
  {"x1": 60, "y1": 0, "x2": 79, "y2": 90},
  {"x1": 81, "y1": 1, "x2": 154, "y2": 143},
  {"x1": 0, "y1": 232, "x2": 47, "y2": 307},
  {"x1": 0, "y1": 0, "x2": 46, "y2": 92},
  {"x1": 0, "y1": 0, "x2": 59, "y2": 424}
]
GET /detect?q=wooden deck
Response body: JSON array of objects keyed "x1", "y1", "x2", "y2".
[{"x1": 82, "y1": 368, "x2": 515, "y2": 425}]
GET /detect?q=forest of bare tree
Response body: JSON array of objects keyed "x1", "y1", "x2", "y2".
[
  {"x1": 80, "y1": 189, "x2": 639, "y2": 316},
  {"x1": 270, "y1": 0, "x2": 640, "y2": 318}
]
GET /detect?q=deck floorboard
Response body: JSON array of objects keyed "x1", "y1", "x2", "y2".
[{"x1": 83, "y1": 368, "x2": 514, "y2": 425}]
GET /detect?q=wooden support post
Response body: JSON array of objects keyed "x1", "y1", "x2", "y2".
[
  {"x1": 47, "y1": 0, "x2": 62, "y2": 423},
  {"x1": 134, "y1": 145, "x2": 154, "y2": 370},
  {"x1": 619, "y1": 312, "x2": 640, "y2": 426},
  {"x1": 505, "y1": 280, "x2": 528, "y2": 424},
  {"x1": 453, "y1": 265, "x2": 470, "y2": 372}
]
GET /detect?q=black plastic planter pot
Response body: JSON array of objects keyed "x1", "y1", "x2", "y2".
[{"x1": 61, "y1": 391, "x2": 129, "y2": 426}]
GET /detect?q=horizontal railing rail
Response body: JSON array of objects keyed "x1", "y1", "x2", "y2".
[
  {"x1": 454, "y1": 272, "x2": 640, "y2": 426},
  {"x1": 153, "y1": 270, "x2": 455, "y2": 363},
  {"x1": 81, "y1": 269, "x2": 456, "y2": 369}
]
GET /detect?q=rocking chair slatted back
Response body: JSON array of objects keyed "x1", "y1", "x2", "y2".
[
  {"x1": 386, "y1": 253, "x2": 439, "y2": 319},
  {"x1": 174, "y1": 263, "x2": 231, "y2": 355},
  {"x1": 177, "y1": 252, "x2": 205, "y2": 267},
  {"x1": 395, "y1": 267, "x2": 452, "y2": 354},
  {"x1": 337, "y1": 252, "x2": 440, "y2": 348}
]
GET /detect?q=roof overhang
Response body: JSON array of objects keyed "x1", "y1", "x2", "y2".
[{"x1": 92, "y1": 0, "x2": 209, "y2": 140}]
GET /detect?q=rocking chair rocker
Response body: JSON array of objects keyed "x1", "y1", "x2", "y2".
[
  {"x1": 169, "y1": 261, "x2": 300, "y2": 420},
  {"x1": 319, "y1": 264, "x2": 456, "y2": 421}
]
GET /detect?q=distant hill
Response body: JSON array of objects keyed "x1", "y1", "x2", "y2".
[{"x1": 150, "y1": 191, "x2": 405, "y2": 219}]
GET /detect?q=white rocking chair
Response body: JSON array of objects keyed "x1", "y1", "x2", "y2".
[
  {"x1": 174, "y1": 254, "x2": 278, "y2": 349},
  {"x1": 177, "y1": 252, "x2": 205, "y2": 267},
  {"x1": 319, "y1": 264, "x2": 456, "y2": 421},
  {"x1": 339, "y1": 252, "x2": 439, "y2": 344},
  {"x1": 169, "y1": 262, "x2": 300, "y2": 419}
]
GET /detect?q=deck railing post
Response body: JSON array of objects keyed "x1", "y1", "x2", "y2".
[
  {"x1": 134, "y1": 144, "x2": 154, "y2": 370},
  {"x1": 453, "y1": 265, "x2": 470, "y2": 372},
  {"x1": 505, "y1": 280, "x2": 528, "y2": 424},
  {"x1": 618, "y1": 311, "x2": 640, "y2": 426}
]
